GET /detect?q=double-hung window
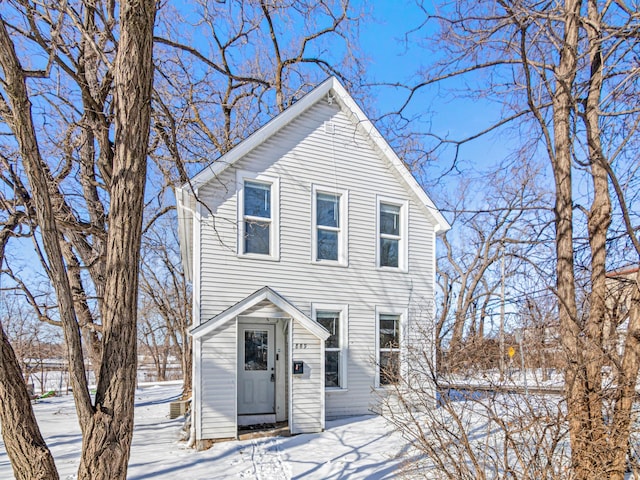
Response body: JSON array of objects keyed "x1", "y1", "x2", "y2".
[
  {"x1": 238, "y1": 171, "x2": 279, "y2": 260},
  {"x1": 377, "y1": 313, "x2": 401, "y2": 386},
  {"x1": 377, "y1": 197, "x2": 407, "y2": 270},
  {"x1": 312, "y1": 186, "x2": 348, "y2": 264},
  {"x1": 313, "y1": 305, "x2": 347, "y2": 389}
]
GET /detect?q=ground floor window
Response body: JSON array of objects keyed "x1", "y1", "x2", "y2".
[
  {"x1": 314, "y1": 308, "x2": 345, "y2": 388},
  {"x1": 378, "y1": 313, "x2": 400, "y2": 386}
]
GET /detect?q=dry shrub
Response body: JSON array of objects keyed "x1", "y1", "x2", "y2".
[{"x1": 375, "y1": 344, "x2": 574, "y2": 479}]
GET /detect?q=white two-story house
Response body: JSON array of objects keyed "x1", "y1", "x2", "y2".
[{"x1": 175, "y1": 77, "x2": 450, "y2": 447}]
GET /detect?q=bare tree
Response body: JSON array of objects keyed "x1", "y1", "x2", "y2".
[
  {"x1": 139, "y1": 217, "x2": 192, "y2": 394},
  {"x1": 375, "y1": 333, "x2": 573, "y2": 480},
  {"x1": 386, "y1": 0, "x2": 640, "y2": 477},
  {"x1": 151, "y1": 0, "x2": 365, "y2": 171},
  {"x1": 1, "y1": 0, "x2": 367, "y2": 476},
  {"x1": 143, "y1": 0, "x2": 365, "y2": 398},
  {"x1": 0, "y1": 299, "x2": 65, "y2": 395},
  {"x1": 435, "y1": 162, "x2": 553, "y2": 370},
  {"x1": 0, "y1": 178, "x2": 57, "y2": 479},
  {"x1": 0, "y1": 0, "x2": 156, "y2": 479}
]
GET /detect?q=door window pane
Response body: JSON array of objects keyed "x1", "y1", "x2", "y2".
[{"x1": 245, "y1": 330, "x2": 268, "y2": 371}]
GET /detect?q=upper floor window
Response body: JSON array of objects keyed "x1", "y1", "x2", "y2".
[
  {"x1": 312, "y1": 186, "x2": 348, "y2": 265},
  {"x1": 377, "y1": 197, "x2": 408, "y2": 270},
  {"x1": 313, "y1": 304, "x2": 348, "y2": 389},
  {"x1": 244, "y1": 181, "x2": 271, "y2": 254},
  {"x1": 237, "y1": 171, "x2": 279, "y2": 260}
]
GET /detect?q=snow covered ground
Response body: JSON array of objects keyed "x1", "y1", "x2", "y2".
[{"x1": 0, "y1": 383, "x2": 408, "y2": 479}]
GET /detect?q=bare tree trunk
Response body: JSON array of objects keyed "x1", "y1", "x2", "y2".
[
  {"x1": 60, "y1": 240, "x2": 103, "y2": 373},
  {"x1": 77, "y1": 0, "x2": 156, "y2": 477},
  {"x1": 611, "y1": 272, "x2": 640, "y2": 479},
  {"x1": 549, "y1": 0, "x2": 589, "y2": 477},
  {"x1": 388, "y1": 0, "x2": 639, "y2": 475},
  {"x1": 0, "y1": 9, "x2": 94, "y2": 454},
  {"x1": 1, "y1": 217, "x2": 61, "y2": 480},
  {"x1": 0, "y1": 322, "x2": 59, "y2": 480},
  {"x1": 581, "y1": 0, "x2": 614, "y2": 472}
]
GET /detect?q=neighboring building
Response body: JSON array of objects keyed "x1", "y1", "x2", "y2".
[
  {"x1": 605, "y1": 266, "x2": 639, "y2": 356},
  {"x1": 176, "y1": 77, "x2": 450, "y2": 447}
]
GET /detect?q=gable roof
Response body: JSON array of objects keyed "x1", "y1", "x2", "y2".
[
  {"x1": 190, "y1": 286, "x2": 330, "y2": 341},
  {"x1": 181, "y1": 77, "x2": 449, "y2": 231},
  {"x1": 175, "y1": 77, "x2": 451, "y2": 280}
]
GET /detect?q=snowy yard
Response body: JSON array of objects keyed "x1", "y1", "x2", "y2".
[{"x1": 0, "y1": 383, "x2": 409, "y2": 479}]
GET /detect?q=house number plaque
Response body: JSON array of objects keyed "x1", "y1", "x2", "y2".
[{"x1": 294, "y1": 343, "x2": 308, "y2": 350}]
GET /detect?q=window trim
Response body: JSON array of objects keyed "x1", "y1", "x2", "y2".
[
  {"x1": 311, "y1": 185, "x2": 348, "y2": 266},
  {"x1": 312, "y1": 303, "x2": 348, "y2": 390},
  {"x1": 374, "y1": 307, "x2": 406, "y2": 389},
  {"x1": 237, "y1": 170, "x2": 280, "y2": 261},
  {"x1": 376, "y1": 195, "x2": 408, "y2": 271}
]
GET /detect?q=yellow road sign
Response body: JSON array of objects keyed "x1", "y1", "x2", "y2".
[{"x1": 508, "y1": 346, "x2": 515, "y2": 358}]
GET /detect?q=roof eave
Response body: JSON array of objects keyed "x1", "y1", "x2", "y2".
[
  {"x1": 175, "y1": 186, "x2": 193, "y2": 283},
  {"x1": 181, "y1": 75, "x2": 451, "y2": 234},
  {"x1": 190, "y1": 286, "x2": 330, "y2": 341},
  {"x1": 183, "y1": 77, "x2": 338, "y2": 192},
  {"x1": 329, "y1": 80, "x2": 451, "y2": 234}
]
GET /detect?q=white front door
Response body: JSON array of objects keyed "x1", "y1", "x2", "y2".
[{"x1": 238, "y1": 324, "x2": 275, "y2": 415}]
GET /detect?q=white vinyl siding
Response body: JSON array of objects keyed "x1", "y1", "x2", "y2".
[
  {"x1": 290, "y1": 321, "x2": 324, "y2": 434},
  {"x1": 200, "y1": 322, "x2": 237, "y2": 440},
  {"x1": 195, "y1": 100, "x2": 436, "y2": 421}
]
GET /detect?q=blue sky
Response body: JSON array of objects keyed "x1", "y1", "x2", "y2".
[
  {"x1": 0, "y1": 0, "x2": 519, "y2": 329},
  {"x1": 355, "y1": 1, "x2": 513, "y2": 182}
]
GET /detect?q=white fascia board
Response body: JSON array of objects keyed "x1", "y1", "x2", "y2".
[
  {"x1": 174, "y1": 186, "x2": 193, "y2": 282},
  {"x1": 190, "y1": 286, "x2": 330, "y2": 341},
  {"x1": 329, "y1": 81, "x2": 451, "y2": 235},
  {"x1": 263, "y1": 289, "x2": 330, "y2": 341},
  {"x1": 185, "y1": 77, "x2": 337, "y2": 192},
  {"x1": 182, "y1": 76, "x2": 450, "y2": 234}
]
